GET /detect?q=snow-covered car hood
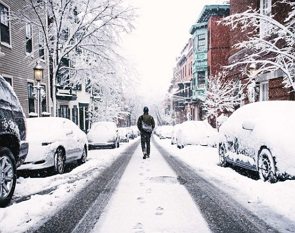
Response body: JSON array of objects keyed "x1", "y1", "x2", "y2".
[{"x1": 219, "y1": 101, "x2": 295, "y2": 175}]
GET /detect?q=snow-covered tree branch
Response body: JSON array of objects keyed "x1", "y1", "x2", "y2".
[
  {"x1": 203, "y1": 72, "x2": 244, "y2": 127},
  {"x1": 223, "y1": 0, "x2": 295, "y2": 91},
  {"x1": 13, "y1": 0, "x2": 136, "y2": 117}
]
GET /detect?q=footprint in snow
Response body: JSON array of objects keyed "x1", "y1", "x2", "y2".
[
  {"x1": 137, "y1": 196, "x2": 145, "y2": 203},
  {"x1": 146, "y1": 188, "x2": 152, "y2": 194},
  {"x1": 133, "y1": 222, "x2": 145, "y2": 233},
  {"x1": 155, "y1": 206, "x2": 164, "y2": 216}
]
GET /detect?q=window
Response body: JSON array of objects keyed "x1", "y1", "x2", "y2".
[
  {"x1": 72, "y1": 105, "x2": 78, "y2": 125},
  {"x1": 26, "y1": 23, "x2": 32, "y2": 54},
  {"x1": 41, "y1": 85, "x2": 47, "y2": 112},
  {"x1": 59, "y1": 105, "x2": 70, "y2": 119},
  {"x1": 39, "y1": 30, "x2": 45, "y2": 59},
  {"x1": 0, "y1": 3, "x2": 10, "y2": 45},
  {"x1": 197, "y1": 34, "x2": 206, "y2": 51},
  {"x1": 197, "y1": 71, "x2": 206, "y2": 88},
  {"x1": 259, "y1": 81, "x2": 269, "y2": 101},
  {"x1": 3, "y1": 76, "x2": 12, "y2": 86},
  {"x1": 27, "y1": 82, "x2": 35, "y2": 113},
  {"x1": 260, "y1": 0, "x2": 272, "y2": 37},
  {"x1": 261, "y1": 0, "x2": 272, "y2": 16}
]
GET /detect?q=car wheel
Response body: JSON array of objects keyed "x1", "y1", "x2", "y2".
[
  {"x1": 0, "y1": 147, "x2": 16, "y2": 207},
  {"x1": 78, "y1": 146, "x2": 87, "y2": 165},
  {"x1": 218, "y1": 143, "x2": 228, "y2": 167},
  {"x1": 258, "y1": 148, "x2": 277, "y2": 183},
  {"x1": 54, "y1": 148, "x2": 65, "y2": 174}
]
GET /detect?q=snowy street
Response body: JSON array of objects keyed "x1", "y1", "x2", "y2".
[
  {"x1": 92, "y1": 139, "x2": 210, "y2": 233},
  {"x1": 1, "y1": 135, "x2": 295, "y2": 232}
]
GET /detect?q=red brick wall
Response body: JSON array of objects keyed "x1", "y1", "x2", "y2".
[
  {"x1": 269, "y1": 78, "x2": 294, "y2": 100},
  {"x1": 208, "y1": 16, "x2": 230, "y2": 76}
]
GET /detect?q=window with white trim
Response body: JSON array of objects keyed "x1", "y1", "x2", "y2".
[
  {"x1": 26, "y1": 23, "x2": 32, "y2": 54},
  {"x1": 0, "y1": 3, "x2": 10, "y2": 45},
  {"x1": 260, "y1": 0, "x2": 272, "y2": 38},
  {"x1": 259, "y1": 81, "x2": 269, "y2": 101},
  {"x1": 39, "y1": 30, "x2": 45, "y2": 59}
]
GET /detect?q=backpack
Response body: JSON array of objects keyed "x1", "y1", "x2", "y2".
[{"x1": 141, "y1": 116, "x2": 153, "y2": 133}]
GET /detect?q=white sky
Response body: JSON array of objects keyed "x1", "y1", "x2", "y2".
[{"x1": 121, "y1": 0, "x2": 226, "y2": 103}]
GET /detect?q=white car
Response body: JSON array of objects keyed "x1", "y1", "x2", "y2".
[
  {"x1": 157, "y1": 125, "x2": 173, "y2": 139},
  {"x1": 219, "y1": 101, "x2": 295, "y2": 183},
  {"x1": 176, "y1": 120, "x2": 217, "y2": 149},
  {"x1": 17, "y1": 117, "x2": 88, "y2": 174},
  {"x1": 87, "y1": 121, "x2": 120, "y2": 149},
  {"x1": 171, "y1": 124, "x2": 181, "y2": 145},
  {"x1": 118, "y1": 127, "x2": 130, "y2": 142}
]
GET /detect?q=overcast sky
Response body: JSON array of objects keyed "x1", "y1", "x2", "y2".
[{"x1": 121, "y1": 0, "x2": 226, "y2": 104}]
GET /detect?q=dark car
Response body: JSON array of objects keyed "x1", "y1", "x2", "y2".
[{"x1": 0, "y1": 76, "x2": 28, "y2": 207}]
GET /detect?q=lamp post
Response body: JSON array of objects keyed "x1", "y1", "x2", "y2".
[{"x1": 33, "y1": 61, "x2": 44, "y2": 117}]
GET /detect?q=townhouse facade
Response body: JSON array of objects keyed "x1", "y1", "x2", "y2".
[
  {"x1": 229, "y1": 0, "x2": 295, "y2": 103},
  {"x1": 167, "y1": 0, "x2": 294, "y2": 125},
  {"x1": 170, "y1": 38, "x2": 193, "y2": 124},
  {"x1": 0, "y1": 1, "x2": 93, "y2": 132},
  {"x1": 167, "y1": 4, "x2": 230, "y2": 124},
  {"x1": 0, "y1": 0, "x2": 50, "y2": 117},
  {"x1": 189, "y1": 5, "x2": 230, "y2": 121}
]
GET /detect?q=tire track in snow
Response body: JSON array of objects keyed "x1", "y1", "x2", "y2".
[
  {"x1": 153, "y1": 138, "x2": 279, "y2": 233},
  {"x1": 28, "y1": 141, "x2": 140, "y2": 233}
]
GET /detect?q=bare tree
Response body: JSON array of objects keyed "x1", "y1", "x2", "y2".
[
  {"x1": 14, "y1": 0, "x2": 135, "y2": 116},
  {"x1": 223, "y1": 0, "x2": 295, "y2": 91},
  {"x1": 203, "y1": 72, "x2": 244, "y2": 127}
]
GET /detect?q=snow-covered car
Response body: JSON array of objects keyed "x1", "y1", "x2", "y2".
[
  {"x1": 129, "y1": 126, "x2": 139, "y2": 139},
  {"x1": 118, "y1": 127, "x2": 130, "y2": 143},
  {"x1": 157, "y1": 125, "x2": 173, "y2": 139},
  {"x1": 17, "y1": 117, "x2": 88, "y2": 174},
  {"x1": 219, "y1": 101, "x2": 295, "y2": 182},
  {"x1": 176, "y1": 120, "x2": 217, "y2": 149},
  {"x1": 0, "y1": 76, "x2": 28, "y2": 207},
  {"x1": 171, "y1": 124, "x2": 181, "y2": 145},
  {"x1": 87, "y1": 121, "x2": 119, "y2": 149}
]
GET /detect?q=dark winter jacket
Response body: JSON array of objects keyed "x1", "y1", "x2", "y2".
[{"x1": 137, "y1": 113, "x2": 155, "y2": 134}]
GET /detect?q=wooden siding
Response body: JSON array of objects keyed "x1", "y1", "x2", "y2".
[{"x1": 0, "y1": 0, "x2": 49, "y2": 117}]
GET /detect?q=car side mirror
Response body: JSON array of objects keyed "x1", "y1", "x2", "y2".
[{"x1": 242, "y1": 121, "x2": 255, "y2": 131}]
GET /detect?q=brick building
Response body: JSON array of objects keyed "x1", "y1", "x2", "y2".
[
  {"x1": 207, "y1": 16, "x2": 230, "y2": 77},
  {"x1": 190, "y1": 4, "x2": 230, "y2": 120},
  {"x1": 228, "y1": 0, "x2": 294, "y2": 103}
]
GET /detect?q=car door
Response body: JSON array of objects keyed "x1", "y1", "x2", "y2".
[
  {"x1": 65, "y1": 120, "x2": 84, "y2": 160},
  {"x1": 62, "y1": 119, "x2": 78, "y2": 161}
]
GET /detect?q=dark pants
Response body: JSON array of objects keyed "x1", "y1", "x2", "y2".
[{"x1": 141, "y1": 133, "x2": 151, "y2": 155}]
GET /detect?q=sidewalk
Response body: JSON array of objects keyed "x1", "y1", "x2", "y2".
[{"x1": 92, "y1": 141, "x2": 211, "y2": 233}]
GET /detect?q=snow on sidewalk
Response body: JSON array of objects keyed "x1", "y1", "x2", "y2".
[{"x1": 92, "y1": 144, "x2": 211, "y2": 233}]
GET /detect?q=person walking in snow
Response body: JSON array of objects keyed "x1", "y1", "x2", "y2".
[{"x1": 137, "y1": 106, "x2": 155, "y2": 159}]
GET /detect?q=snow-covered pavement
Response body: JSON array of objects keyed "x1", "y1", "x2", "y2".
[
  {"x1": 92, "y1": 141, "x2": 211, "y2": 233},
  {"x1": 1, "y1": 136, "x2": 295, "y2": 233},
  {"x1": 0, "y1": 140, "x2": 139, "y2": 233}
]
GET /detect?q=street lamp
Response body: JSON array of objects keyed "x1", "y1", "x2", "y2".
[{"x1": 33, "y1": 61, "x2": 44, "y2": 117}]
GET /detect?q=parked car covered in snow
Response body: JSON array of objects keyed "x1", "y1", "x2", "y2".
[
  {"x1": 17, "y1": 117, "x2": 88, "y2": 174},
  {"x1": 156, "y1": 125, "x2": 173, "y2": 139},
  {"x1": 118, "y1": 127, "x2": 130, "y2": 142},
  {"x1": 87, "y1": 121, "x2": 119, "y2": 149},
  {"x1": 219, "y1": 101, "x2": 295, "y2": 182},
  {"x1": 171, "y1": 124, "x2": 181, "y2": 145},
  {"x1": 176, "y1": 120, "x2": 217, "y2": 148},
  {"x1": 0, "y1": 76, "x2": 28, "y2": 207},
  {"x1": 129, "y1": 126, "x2": 139, "y2": 139}
]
